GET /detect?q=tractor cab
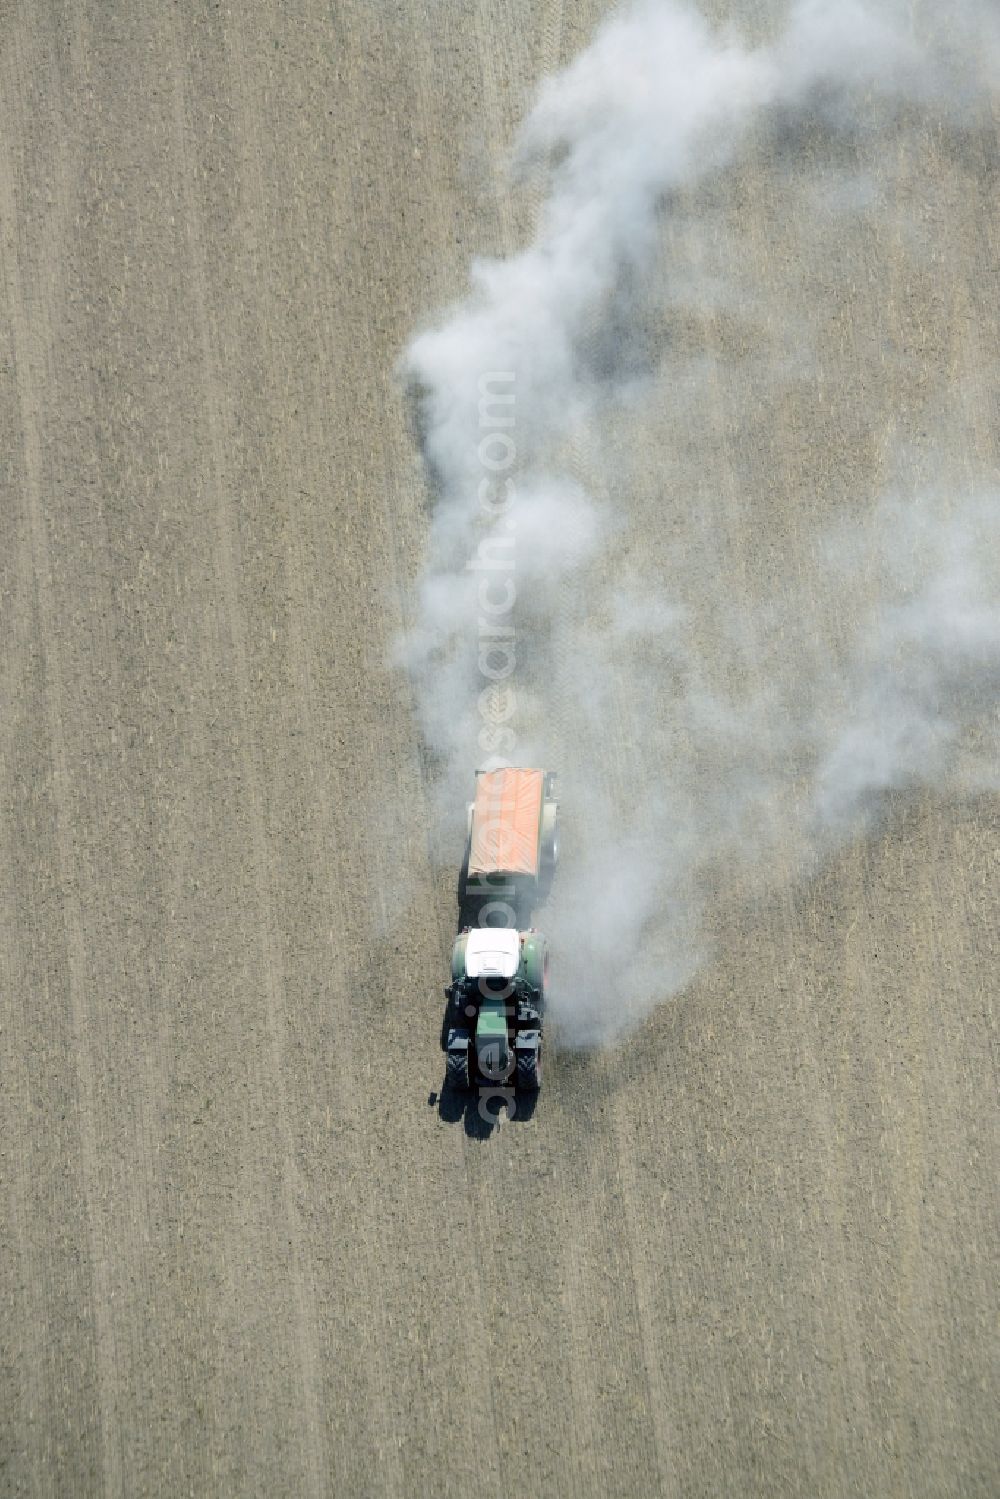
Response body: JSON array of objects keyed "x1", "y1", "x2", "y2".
[{"x1": 464, "y1": 928, "x2": 519, "y2": 982}]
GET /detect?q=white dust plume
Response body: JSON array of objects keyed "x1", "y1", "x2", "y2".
[{"x1": 400, "y1": 0, "x2": 1000, "y2": 1045}]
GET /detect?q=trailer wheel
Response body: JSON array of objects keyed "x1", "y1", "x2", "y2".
[
  {"x1": 543, "y1": 824, "x2": 559, "y2": 870},
  {"x1": 516, "y1": 1045, "x2": 542, "y2": 1093}
]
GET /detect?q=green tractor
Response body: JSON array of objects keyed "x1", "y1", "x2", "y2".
[{"x1": 444, "y1": 927, "x2": 548, "y2": 1093}]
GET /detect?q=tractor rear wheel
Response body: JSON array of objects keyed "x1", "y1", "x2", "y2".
[
  {"x1": 446, "y1": 1040, "x2": 471, "y2": 1091},
  {"x1": 516, "y1": 1045, "x2": 542, "y2": 1092}
]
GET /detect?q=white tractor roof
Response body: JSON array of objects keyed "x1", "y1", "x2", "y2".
[{"x1": 465, "y1": 928, "x2": 520, "y2": 980}]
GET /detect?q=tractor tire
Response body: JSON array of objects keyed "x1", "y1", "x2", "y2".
[
  {"x1": 446, "y1": 1039, "x2": 471, "y2": 1091},
  {"x1": 516, "y1": 1046, "x2": 542, "y2": 1092}
]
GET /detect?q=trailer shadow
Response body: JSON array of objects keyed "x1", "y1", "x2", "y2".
[{"x1": 455, "y1": 857, "x2": 539, "y2": 934}]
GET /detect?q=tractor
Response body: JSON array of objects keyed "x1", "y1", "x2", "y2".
[
  {"x1": 444, "y1": 926, "x2": 549, "y2": 1092},
  {"x1": 442, "y1": 767, "x2": 557, "y2": 1094}
]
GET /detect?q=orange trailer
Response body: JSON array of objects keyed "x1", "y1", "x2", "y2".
[{"x1": 467, "y1": 768, "x2": 558, "y2": 882}]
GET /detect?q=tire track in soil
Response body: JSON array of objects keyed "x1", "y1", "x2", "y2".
[
  {"x1": 196, "y1": 11, "x2": 434, "y2": 1487},
  {"x1": 497, "y1": 2, "x2": 668, "y2": 1475},
  {"x1": 162, "y1": 33, "x2": 328, "y2": 1497},
  {"x1": 197, "y1": 9, "x2": 510, "y2": 1489},
  {"x1": 452, "y1": 9, "x2": 603, "y2": 1487},
  {"x1": 0, "y1": 26, "x2": 51, "y2": 1484},
  {"x1": 689, "y1": 137, "x2": 874, "y2": 1475},
  {"x1": 338, "y1": 6, "x2": 609, "y2": 1484},
  {"x1": 488, "y1": 6, "x2": 650, "y2": 1482},
  {"x1": 0, "y1": 9, "x2": 124, "y2": 1492},
  {"x1": 433, "y1": 8, "x2": 633, "y2": 1484}
]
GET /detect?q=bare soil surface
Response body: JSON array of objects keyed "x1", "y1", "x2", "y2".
[{"x1": 0, "y1": 3, "x2": 996, "y2": 1496}]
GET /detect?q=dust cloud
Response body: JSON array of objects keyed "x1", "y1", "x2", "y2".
[{"x1": 400, "y1": 0, "x2": 999, "y2": 1044}]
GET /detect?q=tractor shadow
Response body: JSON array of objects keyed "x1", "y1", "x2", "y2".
[{"x1": 433, "y1": 1078, "x2": 539, "y2": 1136}]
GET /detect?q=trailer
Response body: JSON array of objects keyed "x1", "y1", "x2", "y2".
[
  {"x1": 465, "y1": 767, "x2": 558, "y2": 898},
  {"x1": 444, "y1": 768, "x2": 558, "y2": 1094}
]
